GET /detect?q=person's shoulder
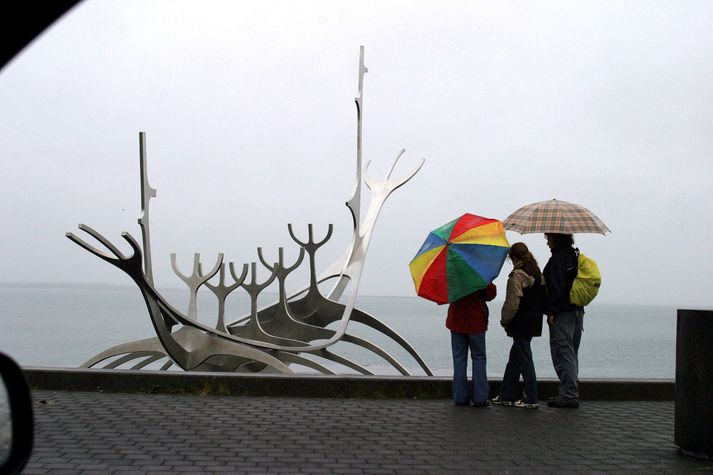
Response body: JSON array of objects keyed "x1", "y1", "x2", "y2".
[
  {"x1": 513, "y1": 268, "x2": 535, "y2": 284},
  {"x1": 553, "y1": 247, "x2": 574, "y2": 258}
]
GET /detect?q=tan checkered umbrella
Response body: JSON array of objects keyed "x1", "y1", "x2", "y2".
[{"x1": 503, "y1": 199, "x2": 611, "y2": 235}]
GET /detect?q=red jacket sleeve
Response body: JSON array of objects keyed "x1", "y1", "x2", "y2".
[{"x1": 483, "y1": 283, "x2": 497, "y2": 302}]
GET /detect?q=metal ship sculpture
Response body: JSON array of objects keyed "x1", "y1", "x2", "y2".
[{"x1": 67, "y1": 47, "x2": 433, "y2": 376}]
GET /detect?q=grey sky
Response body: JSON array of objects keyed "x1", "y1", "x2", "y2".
[{"x1": 1, "y1": 0, "x2": 712, "y2": 307}]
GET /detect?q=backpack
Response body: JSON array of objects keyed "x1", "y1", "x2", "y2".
[
  {"x1": 569, "y1": 250, "x2": 601, "y2": 307},
  {"x1": 506, "y1": 280, "x2": 546, "y2": 338}
]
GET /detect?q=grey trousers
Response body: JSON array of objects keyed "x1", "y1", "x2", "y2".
[{"x1": 549, "y1": 309, "x2": 585, "y2": 401}]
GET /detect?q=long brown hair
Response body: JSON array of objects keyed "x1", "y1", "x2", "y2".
[{"x1": 508, "y1": 242, "x2": 542, "y2": 281}]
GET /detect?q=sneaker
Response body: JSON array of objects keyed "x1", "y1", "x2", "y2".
[
  {"x1": 472, "y1": 400, "x2": 490, "y2": 408},
  {"x1": 514, "y1": 400, "x2": 539, "y2": 409},
  {"x1": 547, "y1": 398, "x2": 579, "y2": 408},
  {"x1": 490, "y1": 396, "x2": 515, "y2": 406}
]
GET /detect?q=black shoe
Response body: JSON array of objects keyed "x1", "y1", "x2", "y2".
[
  {"x1": 547, "y1": 398, "x2": 579, "y2": 408},
  {"x1": 472, "y1": 400, "x2": 490, "y2": 408},
  {"x1": 454, "y1": 401, "x2": 470, "y2": 407}
]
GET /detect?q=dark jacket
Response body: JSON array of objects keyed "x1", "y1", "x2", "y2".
[
  {"x1": 446, "y1": 283, "x2": 497, "y2": 334},
  {"x1": 543, "y1": 244, "x2": 581, "y2": 315},
  {"x1": 505, "y1": 278, "x2": 546, "y2": 338}
]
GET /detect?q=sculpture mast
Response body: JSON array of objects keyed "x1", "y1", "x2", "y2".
[
  {"x1": 346, "y1": 45, "x2": 367, "y2": 236},
  {"x1": 138, "y1": 132, "x2": 157, "y2": 286}
]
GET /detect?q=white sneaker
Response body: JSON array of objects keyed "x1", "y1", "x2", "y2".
[
  {"x1": 514, "y1": 400, "x2": 539, "y2": 409},
  {"x1": 491, "y1": 396, "x2": 515, "y2": 406}
]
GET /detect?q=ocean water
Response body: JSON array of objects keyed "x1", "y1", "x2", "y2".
[{"x1": 0, "y1": 283, "x2": 678, "y2": 379}]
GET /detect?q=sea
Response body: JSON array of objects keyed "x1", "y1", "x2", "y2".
[{"x1": 0, "y1": 283, "x2": 681, "y2": 380}]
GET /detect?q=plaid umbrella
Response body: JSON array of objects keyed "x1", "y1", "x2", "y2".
[{"x1": 503, "y1": 199, "x2": 610, "y2": 235}]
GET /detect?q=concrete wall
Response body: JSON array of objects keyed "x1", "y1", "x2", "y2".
[{"x1": 23, "y1": 367, "x2": 674, "y2": 400}]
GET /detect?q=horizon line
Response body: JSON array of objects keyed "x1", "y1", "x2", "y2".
[{"x1": 0, "y1": 281, "x2": 693, "y2": 308}]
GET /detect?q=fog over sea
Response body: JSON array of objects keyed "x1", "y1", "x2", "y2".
[{"x1": 0, "y1": 283, "x2": 679, "y2": 379}]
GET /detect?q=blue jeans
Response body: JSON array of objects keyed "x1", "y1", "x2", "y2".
[
  {"x1": 549, "y1": 310, "x2": 584, "y2": 401},
  {"x1": 500, "y1": 337, "x2": 538, "y2": 404},
  {"x1": 450, "y1": 331, "x2": 488, "y2": 405}
]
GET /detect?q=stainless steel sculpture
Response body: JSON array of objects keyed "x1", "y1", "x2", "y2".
[{"x1": 67, "y1": 47, "x2": 432, "y2": 376}]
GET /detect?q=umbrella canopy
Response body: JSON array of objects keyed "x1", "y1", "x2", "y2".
[
  {"x1": 503, "y1": 199, "x2": 610, "y2": 235},
  {"x1": 409, "y1": 213, "x2": 510, "y2": 305}
]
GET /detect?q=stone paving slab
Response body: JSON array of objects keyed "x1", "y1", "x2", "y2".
[{"x1": 23, "y1": 390, "x2": 713, "y2": 474}]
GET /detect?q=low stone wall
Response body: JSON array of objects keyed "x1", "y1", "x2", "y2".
[{"x1": 23, "y1": 367, "x2": 674, "y2": 400}]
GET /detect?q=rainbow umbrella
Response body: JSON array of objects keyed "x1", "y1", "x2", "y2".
[{"x1": 409, "y1": 213, "x2": 510, "y2": 305}]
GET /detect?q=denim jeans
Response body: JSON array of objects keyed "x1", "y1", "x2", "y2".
[
  {"x1": 450, "y1": 331, "x2": 488, "y2": 405},
  {"x1": 549, "y1": 309, "x2": 584, "y2": 401},
  {"x1": 500, "y1": 337, "x2": 538, "y2": 404}
]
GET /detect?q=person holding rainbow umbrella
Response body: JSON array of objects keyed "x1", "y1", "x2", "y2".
[{"x1": 409, "y1": 213, "x2": 510, "y2": 406}]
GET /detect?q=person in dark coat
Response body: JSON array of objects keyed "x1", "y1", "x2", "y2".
[
  {"x1": 446, "y1": 283, "x2": 496, "y2": 407},
  {"x1": 492, "y1": 242, "x2": 545, "y2": 409},
  {"x1": 543, "y1": 233, "x2": 583, "y2": 408}
]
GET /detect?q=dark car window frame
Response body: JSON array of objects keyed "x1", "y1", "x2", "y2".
[
  {"x1": 0, "y1": 352, "x2": 34, "y2": 475},
  {"x1": 0, "y1": 2, "x2": 82, "y2": 472}
]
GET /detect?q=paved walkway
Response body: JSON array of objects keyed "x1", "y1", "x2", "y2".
[{"x1": 24, "y1": 390, "x2": 713, "y2": 474}]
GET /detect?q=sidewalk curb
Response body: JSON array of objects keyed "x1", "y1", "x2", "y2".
[{"x1": 23, "y1": 367, "x2": 674, "y2": 400}]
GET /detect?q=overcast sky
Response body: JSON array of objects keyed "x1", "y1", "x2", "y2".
[{"x1": 1, "y1": 0, "x2": 712, "y2": 307}]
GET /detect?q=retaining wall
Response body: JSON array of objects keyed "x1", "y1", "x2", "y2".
[{"x1": 23, "y1": 367, "x2": 674, "y2": 400}]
